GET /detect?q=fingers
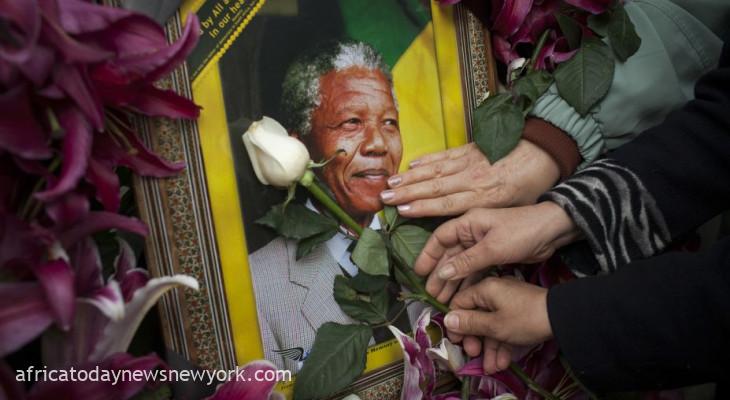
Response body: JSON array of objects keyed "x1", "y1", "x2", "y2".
[
  {"x1": 393, "y1": 192, "x2": 479, "y2": 218},
  {"x1": 382, "y1": 175, "x2": 470, "y2": 209},
  {"x1": 408, "y1": 144, "x2": 477, "y2": 168},
  {"x1": 483, "y1": 338, "x2": 512, "y2": 374},
  {"x1": 463, "y1": 335, "x2": 482, "y2": 357},
  {"x1": 413, "y1": 217, "x2": 466, "y2": 277},
  {"x1": 389, "y1": 157, "x2": 469, "y2": 190},
  {"x1": 444, "y1": 308, "x2": 500, "y2": 339},
  {"x1": 435, "y1": 239, "x2": 500, "y2": 281}
]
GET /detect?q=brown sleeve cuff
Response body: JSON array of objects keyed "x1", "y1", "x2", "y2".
[{"x1": 522, "y1": 118, "x2": 581, "y2": 180}]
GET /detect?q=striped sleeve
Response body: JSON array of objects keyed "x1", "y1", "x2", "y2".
[{"x1": 540, "y1": 159, "x2": 671, "y2": 274}]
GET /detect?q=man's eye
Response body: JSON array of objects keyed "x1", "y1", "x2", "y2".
[
  {"x1": 384, "y1": 119, "x2": 399, "y2": 128},
  {"x1": 340, "y1": 118, "x2": 361, "y2": 129}
]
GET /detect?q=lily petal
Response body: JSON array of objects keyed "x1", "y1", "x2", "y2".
[
  {"x1": 0, "y1": 282, "x2": 54, "y2": 357},
  {"x1": 39, "y1": 11, "x2": 112, "y2": 64},
  {"x1": 492, "y1": 0, "x2": 534, "y2": 38},
  {"x1": 33, "y1": 259, "x2": 76, "y2": 331},
  {"x1": 427, "y1": 338, "x2": 466, "y2": 373},
  {"x1": 0, "y1": 360, "x2": 26, "y2": 400},
  {"x1": 0, "y1": 0, "x2": 41, "y2": 64},
  {"x1": 206, "y1": 360, "x2": 282, "y2": 400},
  {"x1": 69, "y1": 238, "x2": 103, "y2": 295},
  {"x1": 90, "y1": 275, "x2": 198, "y2": 360},
  {"x1": 125, "y1": 85, "x2": 201, "y2": 119},
  {"x1": 53, "y1": 64, "x2": 104, "y2": 130},
  {"x1": 35, "y1": 106, "x2": 94, "y2": 202},
  {"x1": 82, "y1": 279, "x2": 124, "y2": 321},
  {"x1": 388, "y1": 324, "x2": 425, "y2": 400},
  {"x1": 116, "y1": 127, "x2": 185, "y2": 177},
  {"x1": 57, "y1": 0, "x2": 134, "y2": 34},
  {"x1": 45, "y1": 190, "x2": 90, "y2": 228},
  {"x1": 0, "y1": 85, "x2": 51, "y2": 159},
  {"x1": 86, "y1": 158, "x2": 121, "y2": 212},
  {"x1": 59, "y1": 211, "x2": 149, "y2": 248},
  {"x1": 114, "y1": 238, "x2": 150, "y2": 302}
]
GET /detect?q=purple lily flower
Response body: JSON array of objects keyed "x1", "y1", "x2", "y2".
[
  {"x1": 389, "y1": 308, "x2": 437, "y2": 400},
  {"x1": 564, "y1": 0, "x2": 612, "y2": 14},
  {"x1": 205, "y1": 360, "x2": 285, "y2": 400},
  {"x1": 0, "y1": 282, "x2": 54, "y2": 357},
  {"x1": 491, "y1": 0, "x2": 534, "y2": 38}
]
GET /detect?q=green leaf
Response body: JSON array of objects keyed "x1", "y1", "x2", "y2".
[
  {"x1": 472, "y1": 93, "x2": 525, "y2": 162},
  {"x1": 352, "y1": 228, "x2": 390, "y2": 276},
  {"x1": 555, "y1": 13, "x2": 582, "y2": 49},
  {"x1": 513, "y1": 70, "x2": 553, "y2": 108},
  {"x1": 296, "y1": 229, "x2": 338, "y2": 260},
  {"x1": 257, "y1": 203, "x2": 338, "y2": 240},
  {"x1": 606, "y1": 4, "x2": 641, "y2": 62},
  {"x1": 587, "y1": 12, "x2": 610, "y2": 37},
  {"x1": 294, "y1": 323, "x2": 372, "y2": 400},
  {"x1": 390, "y1": 225, "x2": 431, "y2": 268},
  {"x1": 333, "y1": 276, "x2": 389, "y2": 324},
  {"x1": 554, "y1": 37, "x2": 615, "y2": 116},
  {"x1": 349, "y1": 270, "x2": 390, "y2": 292},
  {"x1": 383, "y1": 206, "x2": 398, "y2": 231}
]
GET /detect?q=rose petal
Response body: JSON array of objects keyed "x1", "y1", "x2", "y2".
[
  {"x1": 33, "y1": 259, "x2": 76, "y2": 331},
  {"x1": 90, "y1": 275, "x2": 198, "y2": 360},
  {"x1": 0, "y1": 85, "x2": 51, "y2": 159},
  {"x1": 0, "y1": 0, "x2": 41, "y2": 64},
  {"x1": 0, "y1": 282, "x2": 54, "y2": 357},
  {"x1": 59, "y1": 211, "x2": 149, "y2": 248},
  {"x1": 206, "y1": 360, "x2": 281, "y2": 400},
  {"x1": 35, "y1": 107, "x2": 94, "y2": 202}
]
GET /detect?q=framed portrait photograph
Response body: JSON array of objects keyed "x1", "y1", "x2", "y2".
[{"x1": 135, "y1": 0, "x2": 497, "y2": 397}]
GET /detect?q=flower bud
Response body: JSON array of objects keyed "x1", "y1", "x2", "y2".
[{"x1": 242, "y1": 116, "x2": 311, "y2": 187}]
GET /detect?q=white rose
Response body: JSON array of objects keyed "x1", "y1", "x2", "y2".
[{"x1": 242, "y1": 116, "x2": 311, "y2": 187}]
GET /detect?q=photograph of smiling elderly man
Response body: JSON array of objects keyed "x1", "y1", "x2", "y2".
[{"x1": 246, "y1": 41, "x2": 409, "y2": 371}]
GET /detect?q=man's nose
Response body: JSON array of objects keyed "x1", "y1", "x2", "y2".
[{"x1": 361, "y1": 123, "x2": 387, "y2": 156}]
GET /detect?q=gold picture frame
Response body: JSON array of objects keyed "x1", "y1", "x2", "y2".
[{"x1": 134, "y1": 0, "x2": 496, "y2": 398}]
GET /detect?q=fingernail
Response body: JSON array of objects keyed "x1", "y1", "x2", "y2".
[
  {"x1": 438, "y1": 265, "x2": 455, "y2": 280},
  {"x1": 409, "y1": 159, "x2": 421, "y2": 168},
  {"x1": 380, "y1": 190, "x2": 394, "y2": 201},
  {"x1": 387, "y1": 175, "x2": 402, "y2": 187},
  {"x1": 397, "y1": 204, "x2": 411, "y2": 212},
  {"x1": 444, "y1": 313, "x2": 459, "y2": 330}
]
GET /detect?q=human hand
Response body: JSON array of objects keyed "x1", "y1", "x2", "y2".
[
  {"x1": 444, "y1": 277, "x2": 553, "y2": 374},
  {"x1": 414, "y1": 202, "x2": 579, "y2": 298},
  {"x1": 380, "y1": 140, "x2": 560, "y2": 217}
]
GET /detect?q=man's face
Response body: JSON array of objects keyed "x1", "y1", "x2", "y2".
[{"x1": 302, "y1": 67, "x2": 402, "y2": 221}]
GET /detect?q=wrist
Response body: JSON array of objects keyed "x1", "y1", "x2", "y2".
[{"x1": 533, "y1": 201, "x2": 580, "y2": 249}]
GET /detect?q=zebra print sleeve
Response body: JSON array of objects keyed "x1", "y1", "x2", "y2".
[{"x1": 540, "y1": 159, "x2": 671, "y2": 274}]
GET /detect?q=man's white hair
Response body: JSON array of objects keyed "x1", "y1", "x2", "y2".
[{"x1": 280, "y1": 41, "x2": 396, "y2": 136}]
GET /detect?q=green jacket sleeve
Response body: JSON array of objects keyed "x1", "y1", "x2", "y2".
[{"x1": 529, "y1": 0, "x2": 725, "y2": 169}]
